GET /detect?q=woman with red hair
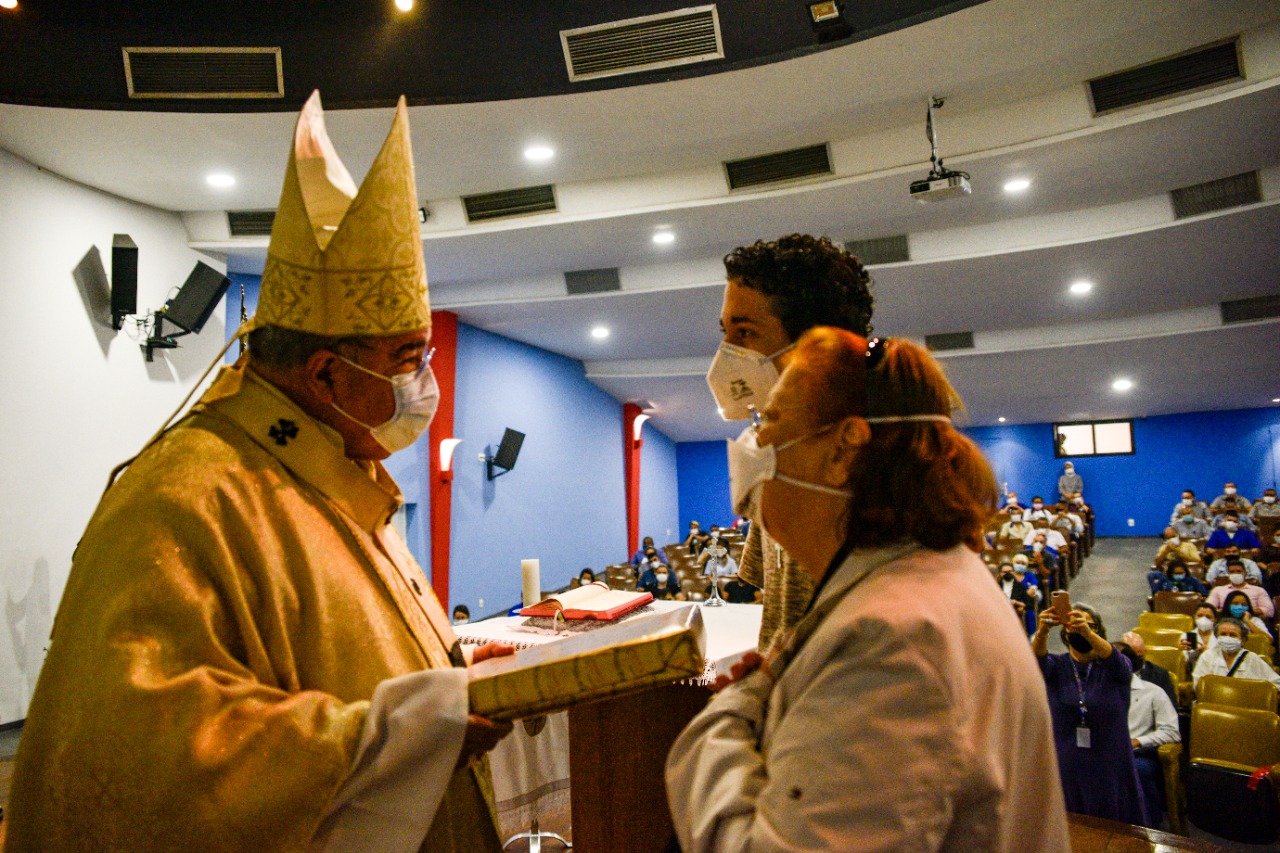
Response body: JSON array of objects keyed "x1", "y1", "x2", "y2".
[{"x1": 666, "y1": 328, "x2": 1068, "y2": 852}]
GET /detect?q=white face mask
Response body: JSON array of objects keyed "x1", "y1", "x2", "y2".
[
  {"x1": 1032, "y1": 542, "x2": 1044, "y2": 552},
  {"x1": 1217, "y1": 636, "x2": 1242, "y2": 654},
  {"x1": 705, "y1": 342, "x2": 792, "y2": 421},
  {"x1": 453, "y1": 616, "x2": 468, "y2": 626},
  {"x1": 1010, "y1": 513, "x2": 1023, "y2": 522},
  {"x1": 332, "y1": 354, "x2": 439, "y2": 453},
  {"x1": 1166, "y1": 535, "x2": 1180, "y2": 545},
  {"x1": 1182, "y1": 498, "x2": 1193, "y2": 506},
  {"x1": 726, "y1": 425, "x2": 850, "y2": 520},
  {"x1": 1228, "y1": 572, "x2": 1245, "y2": 586},
  {"x1": 1195, "y1": 616, "x2": 1214, "y2": 632},
  {"x1": 1225, "y1": 487, "x2": 1237, "y2": 495},
  {"x1": 1224, "y1": 521, "x2": 1239, "y2": 533},
  {"x1": 655, "y1": 572, "x2": 669, "y2": 584},
  {"x1": 1265, "y1": 496, "x2": 1276, "y2": 504}
]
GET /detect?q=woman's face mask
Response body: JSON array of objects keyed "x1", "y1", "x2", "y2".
[
  {"x1": 1228, "y1": 603, "x2": 1248, "y2": 619},
  {"x1": 726, "y1": 423, "x2": 851, "y2": 521}
]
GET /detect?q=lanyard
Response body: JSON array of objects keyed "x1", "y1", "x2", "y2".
[{"x1": 1071, "y1": 660, "x2": 1093, "y2": 725}]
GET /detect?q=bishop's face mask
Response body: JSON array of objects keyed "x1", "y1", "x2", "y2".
[
  {"x1": 332, "y1": 354, "x2": 440, "y2": 454},
  {"x1": 705, "y1": 342, "x2": 793, "y2": 421}
]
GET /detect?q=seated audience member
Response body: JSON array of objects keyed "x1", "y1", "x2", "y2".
[
  {"x1": 1205, "y1": 547, "x2": 1263, "y2": 584},
  {"x1": 1068, "y1": 493, "x2": 1090, "y2": 515},
  {"x1": 699, "y1": 540, "x2": 739, "y2": 579},
  {"x1": 1119, "y1": 633, "x2": 1177, "y2": 707},
  {"x1": 1205, "y1": 511, "x2": 1262, "y2": 558},
  {"x1": 1259, "y1": 531, "x2": 1280, "y2": 570},
  {"x1": 682, "y1": 521, "x2": 702, "y2": 548},
  {"x1": 452, "y1": 604, "x2": 470, "y2": 626},
  {"x1": 731, "y1": 516, "x2": 751, "y2": 534},
  {"x1": 722, "y1": 575, "x2": 762, "y2": 604},
  {"x1": 1210, "y1": 482, "x2": 1252, "y2": 517},
  {"x1": 688, "y1": 528, "x2": 713, "y2": 559},
  {"x1": 1154, "y1": 528, "x2": 1201, "y2": 568},
  {"x1": 1191, "y1": 617, "x2": 1280, "y2": 688},
  {"x1": 1180, "y1": 604, "x2": 1219, "y2": 670},
  {"x1": 1025, "y1": 496, "x2": 1052, "y2": 523},
  {"x1": 998, "y1": 509, "x2": 1033, "y2": 542},
  {"x1": 1024, "y1": 518, "x2": 1067, "y2": 553},
  {"x1": 1221, "y1": 590, "x2": 1272, "y2": 640},
  {"x1": 1116, "y1": 642, "x2": 1180, "y2": 830},
  {"x1": 631, "y1": 536, "x2": 667, "y2": 567},
  {"x1": 1171, "y1": 489, "x2": 1211, "y2": 524},
  {"x1": 1171, "y1": 510, "x2": 1212, "y2": 541},
  {"x1": 1052, "y1": 502, "x2": 1084, "y2": 538},
  {"x1": 637, "y1": 561, "x2": 683, "y2": 601},
  {"x1": 1003, "y1": 491, "x2": 1022, "y2": 511},
  {"x1": 1147, "y1": 559, "x2": 1208, "y2": 595},
  {"x1": 1012, "y1": 551, "x2": 1052, "y2": 593},
  {"x1": 1206, "y1": 559, "x2": 1274, "y2": 618},
  {"x1": 577, "y1": 568, "x2": 598, "y2": 588},
  {"x1": 1023, "y1": 534, "x2": 1059, "y2": 585},
  {"x1": 1251, "y1": 488, "x2": 1279, "y2": 523},
  {"x1": 1058, "y1": 462, "x2": 1083, "y2": 502},
  {"x1": 997, "y1": 561, "x2": 1038, "y2": 634}
]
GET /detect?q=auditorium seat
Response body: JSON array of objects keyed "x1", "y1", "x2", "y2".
[
  {"x1": 1243, "y1": 632, "x2": 1276, "y2": 662},
  {"x1": 1134, "y1": 626, "x2": 1184, "y2": 649},
  {"x1": 1196, "y1": 674, "x2": 1280, "y2": 713},
  {"x1": 1186, "y1": 702, "x2": 1280, "y2": 843},
  {"x1": 1152, "y1": 590, "x2": 1204, "y2": 616},
  {"x1": 1143, "y1": 646, "x2": 1193, "y2": 706},
  {"x1": 1139, "y1": 612, "x2": 1193, "y2": 633}
]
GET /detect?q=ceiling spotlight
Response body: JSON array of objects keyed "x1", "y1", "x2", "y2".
[
  {"x1": 394, "y1": 0, "x2": 413, "y2": 10},
  {"x1": 523, "y1": 145, "x2": 554, "y2": 162},
  {"x1": 1272, "y1": 397, "x2": 1280, "y2": 403},
  {"x1": 206, "y1": 173, "x2": 235, "y2": 188},
  {"x1": 998, "y1": 417, "x2": 1007, "y2": 423},
  {"x1": 1003, "y1": 178, "x2": 1031, "y2": 193},
  {"x1": 590, "y1": 326, "x2": 610, "y2": 340},
  {"x1": 1069, "y1": 280, "x2": 1094, "y2": 295},
  {"x1": 652, "y1": 231, "x2": 675, "y2": 245},
  {"x1": 0, "y1": 0, "x2": 18, "y2": 9},
  {"x1": 1112, "y1": 378, "x2": 1134, "y2": 392}
]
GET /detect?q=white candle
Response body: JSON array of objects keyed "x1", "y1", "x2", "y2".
[{"x1": 521, "y1": 559, "x2": 541, "y2": 607}]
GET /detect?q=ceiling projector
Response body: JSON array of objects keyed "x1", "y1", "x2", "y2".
[
  {"x1": 910, "y1": 173, "x2": 971, "y2": 202},
  {"x1": 911, "y1": 96, "x2": 971, "y2": 203}
]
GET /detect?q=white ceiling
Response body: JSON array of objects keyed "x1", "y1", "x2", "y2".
[{"x1": 1, "y1": 0, "x2": 1278, "y2": 441}]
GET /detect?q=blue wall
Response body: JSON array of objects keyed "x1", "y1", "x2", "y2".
[
  {"x1": 448, "y1": 324, "x2": 679, "y2": 617},
  {"x1": 677, "y1": 440, "x2": 733, "y2": 534},
  {"x1": 963, "y1": 407, "x2": 1280, "y2": 537}
]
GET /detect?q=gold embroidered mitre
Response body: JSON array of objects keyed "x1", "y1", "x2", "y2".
[{"x1": 255, "y1": 91, "x2": 429, "y2": 336}]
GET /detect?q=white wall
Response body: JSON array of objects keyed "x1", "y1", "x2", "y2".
[{"x1": 0, "y1": 147, "x2": 226, "y2": 723}]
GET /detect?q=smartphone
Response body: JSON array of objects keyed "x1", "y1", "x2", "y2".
[
  {"x1": 1185, "y1": 631, "x2": 1198, "y2": 650},
  {"x1": 1051, "y1": 590, "x2": 1072, "y2": 622}
]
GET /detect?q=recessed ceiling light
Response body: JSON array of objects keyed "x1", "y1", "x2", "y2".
[
  {"x1": 1003, "y1": 178, "x2": 1031, "y2": 193},
  {"x1": 394, "y1": 0, "x2": 413, "y2": 10},
  {"x1": 523, "y1": 144, "x2": 554, "y2": 162},
  {"x1": 1069, "y1": 280, "x2": 1093, "y2": 295},
  {"x1": 1112, "y1": 378, "x2": 1134, "y2": 392},
  {"x1": 1272, "y1": 397, "x2": 1280, "y2": 403},
  {"x1": 206, "y1": 173, "x2": 235, "y2": 188},
  {"x1": 0, "y1": 0, "x2": 18, "y2": 9},
  {"x1": 998, "y1": 417, "x2": 1007, "y2": 423},
  {"x1": 590, "y1": 326, "x2": 609, "y2": 340},
  {"x1": 652, "y1": 230, "x2": 675, "y2": 245}
]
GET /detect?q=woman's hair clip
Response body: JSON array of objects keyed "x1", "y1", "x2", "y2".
[{"x1": 866, "y1": 337, "x2": 889, "y2": 370}]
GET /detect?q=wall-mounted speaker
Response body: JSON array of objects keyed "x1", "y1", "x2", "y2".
[{"x1": 110, "y1": 234, "x2": 138, "y2": 330}]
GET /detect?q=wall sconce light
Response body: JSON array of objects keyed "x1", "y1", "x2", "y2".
[
  {"x1": 632, "y1": 413, "x2": 650, "y2": 445},
  {"x1": 439, "y1": 438, "x2": 463, "y2": 482}
]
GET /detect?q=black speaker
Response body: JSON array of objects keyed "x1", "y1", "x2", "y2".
[
  {"x1": 487, "y1": 428, "x2": 525, "y2": 480},
  {"x1": 163, "y1": 261, "x2": 231, "y2": 334},
  {"x1": 110, "y1": 234, "x2": 138, "y2": 330}
]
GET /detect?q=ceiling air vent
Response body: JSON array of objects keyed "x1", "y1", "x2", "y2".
[
  {"x1": 562, "y1": 5, "x2": 723, "y2": 83},
  {"x1": 845, "y1": 235, "x2": 910, "y2": 265},
  {"x1": 1171, "y1": 171, "x2": 1261, "y2": 219},
  {"x1": 462, "y1": 185, "x2": 557, "y2": 223},
  {"x1": 924, "y1": 331, "x2": 975, "y2": 352},
  {"x1": 228, "y1": 210, "x2": 276, "y2": 237},
  {"x1": 1221, "y1": 294, "x2": 1280, "y2": 325},
  {"x1": 565, "y1": 268, "x2": 621, "y2": 295},
  {"x1": 123, "y1": 47, "x2": 284, "y2": 99},
  {"x1": 724, "y1": 143, "x2": 832, "y2": 191},
  {"x1": 1088, "y1": 40, "x2": 1240, "y2": 114}
]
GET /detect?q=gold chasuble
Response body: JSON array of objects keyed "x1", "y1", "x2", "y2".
[{"x1": 7, "y1": 366, "x2": 499, "y2": 852}]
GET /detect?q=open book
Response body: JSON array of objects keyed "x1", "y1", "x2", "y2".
[
  {"x1": 469, "y1": 605, "x2": 706, "y2": 720},
  {"x1": 519, "y1": 581, "x2": 652, "y2": 620}
]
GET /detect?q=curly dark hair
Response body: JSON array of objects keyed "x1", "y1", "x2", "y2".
[{"x1": 723, "y1": 234, "x2": 874, "y2": 339}]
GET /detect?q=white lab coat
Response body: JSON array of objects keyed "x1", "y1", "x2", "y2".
[{"x1": 666, "y1": 544, "x2": 1069, "y2": 853}]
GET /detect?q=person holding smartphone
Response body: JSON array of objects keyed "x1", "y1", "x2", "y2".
[{"x1": 1034, "y1": 602, "x2": 1148, "y2": 827}]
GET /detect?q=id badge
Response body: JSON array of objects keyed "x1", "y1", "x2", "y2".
[{"x1": 1076, "y1": 726, "x2": 1091, "y2": 749}]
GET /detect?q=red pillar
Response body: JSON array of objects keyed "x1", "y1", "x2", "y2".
[
  {"x1": 623, "y1": 402, "x2": 644, "y2": 559},
  {"x1": 428, "y1": 310, "x2": 459, "y2": 608}
]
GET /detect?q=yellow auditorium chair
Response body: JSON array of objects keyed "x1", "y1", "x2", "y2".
[
  {"x1": 1143, "y1": 646, "x2": 1193, "y2": 707},
  {"x1": 1138, "y1": 612, "x2": 1194, "y2": 632},
  {"x1": 1244, "y1": 632, "x2": 1276, "y2": 662},
  {"x1": 1133, "y1": 626, "x2": 1185, "y2": 649},
  {"x1": 1185, "y1": 702, "x2": 1280, "y2": 843},
  {"x1": 1196, "y1": 674, "x2": 1280, "y2": 713}
]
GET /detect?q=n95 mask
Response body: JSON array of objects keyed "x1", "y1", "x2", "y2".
[{"x1": 706, "y1": 342, "x2": 792, "y2": 421}]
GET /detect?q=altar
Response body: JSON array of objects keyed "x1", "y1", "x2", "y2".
[{"x1": 456, "y1": 601, "x2": 762, "y2": 851}]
